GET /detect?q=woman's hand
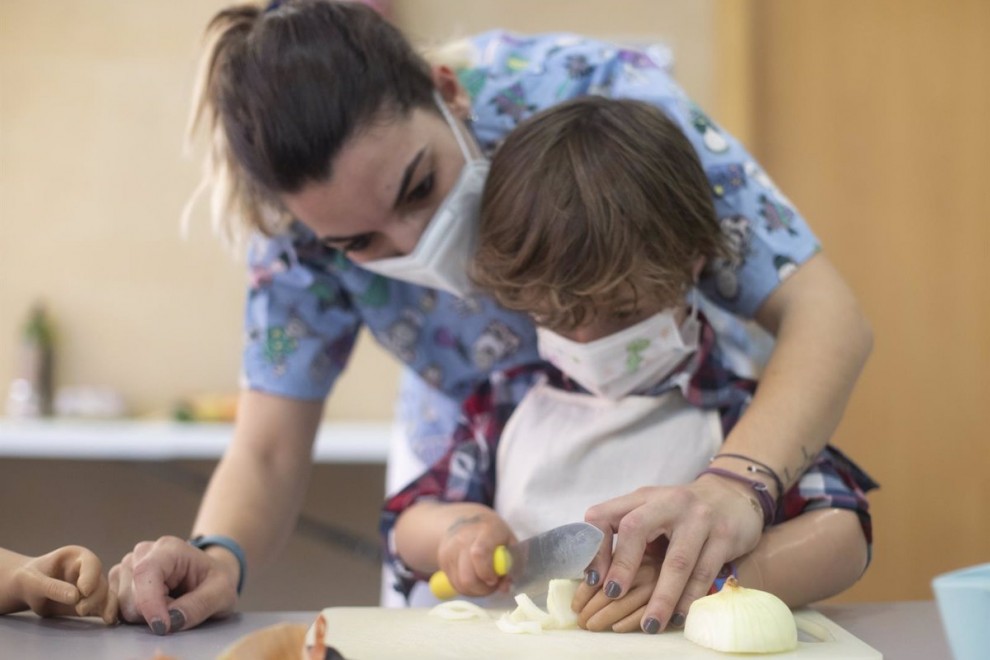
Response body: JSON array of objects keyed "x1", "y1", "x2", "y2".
[
  {"x1": 435, "y1": 508, "x2": 515, "y2": 598},
  {"x1": 580, "y1": 474, "x2": 764, "y2": 633},
  {"x1": 0, "y1": 545, "x2": 117, "y2": 624},
  {"x1": 110, "y1": 535, "x2": 238, "y2": 635}
]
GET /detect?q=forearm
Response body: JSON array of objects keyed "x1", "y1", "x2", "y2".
[
  {"x1": 394, "y1": 501, "x2": 494, "y2": 574},
  {"x1": 192, "y1": 391, "x2": 323, "y2": 579},
  {"x1": 718, "y1": 255, "x2": 872, "y2": 489},
  {"x1": 0, "y1": 548, "x2": 30, "y2": 613},
  {"x1": 735, "y1": 508, "x2": 868, "y2": 606}
]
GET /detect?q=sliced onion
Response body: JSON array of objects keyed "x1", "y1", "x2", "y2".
[{"x1": 428, "y1": 600, "x2": 491, "y2": 621}]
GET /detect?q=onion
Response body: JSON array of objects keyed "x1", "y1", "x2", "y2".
[
  {"x1": 684, "y1": 577, "x2": 798, "y2": 653},
  {"x1": 428, "y1": 600, "x2": 491, "y2": 621}
]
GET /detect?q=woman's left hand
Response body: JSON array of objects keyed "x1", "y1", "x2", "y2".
[{"x1": 579, "y1": 475, "x2": 764, "y2": 633}]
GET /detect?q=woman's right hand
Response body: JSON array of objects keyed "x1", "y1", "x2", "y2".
[
  {"x1": 435, "y1": 507, "x2": 514, "y2": 598},
  {"x1": 110, "y1": 535, "x2": 238, "y2": 635}
]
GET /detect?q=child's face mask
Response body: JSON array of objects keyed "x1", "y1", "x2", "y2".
[
  {"x1": 358, "y1": 93, "x2": 488, "y2": 298},
  {"x1": 536, "y1": 298, "x2": 700, "y2": 400}
]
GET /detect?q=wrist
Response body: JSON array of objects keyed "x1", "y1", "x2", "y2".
[
  {"x1": 189, "y1": 535, "x2": 246, "y2": 595},
  {"x1": 697, "y1": 467, "x2": 776, "y2": 528}
]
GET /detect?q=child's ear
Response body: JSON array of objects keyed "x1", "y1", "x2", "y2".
[{"x1": 692, "y1": 256, "x2": 707, "y2": 281}]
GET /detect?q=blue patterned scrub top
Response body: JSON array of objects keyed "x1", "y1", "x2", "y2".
[{"x1": 242, "y1": 31, "x2": 820, "y2": 413}]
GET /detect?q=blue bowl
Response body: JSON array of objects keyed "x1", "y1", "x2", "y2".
[{"x1": 932, "y1": 562, "x2": 990, "y2": 660}]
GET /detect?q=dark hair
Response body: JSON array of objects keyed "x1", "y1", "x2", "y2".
[
  {"x1": 185, "y1": 0, "x2": 436, "y2": 240},
  {"x1": 474, "y1": 97, "x2": 729, "y2": 330}
]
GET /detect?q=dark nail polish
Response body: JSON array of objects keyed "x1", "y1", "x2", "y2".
[
  {"x1": 168, "y1": 609, "x2": 186, "y2": 632},
  {"x1": 150, "y1": 618, "x2": 166, "y2": 636},
  {"x1": 585, "y1": 570, "x2": 600, "y2": 587},
  {"x1": 604, "y1": 581, "x2": 622, "y2": 598},
  {"x1": 643, "y1": 617, "x2": 662, "y2": 634},
  {"x1": 669, "y1": 612, "x2": 686, "y2": 627}
]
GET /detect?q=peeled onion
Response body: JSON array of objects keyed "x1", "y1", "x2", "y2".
[{"x1": 683, "y1": 577, "x2": 798, "y2": 653}]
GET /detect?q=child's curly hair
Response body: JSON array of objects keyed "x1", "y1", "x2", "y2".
[{"x1": 473, "y1": 97, "x2": 730, "y2": 331}]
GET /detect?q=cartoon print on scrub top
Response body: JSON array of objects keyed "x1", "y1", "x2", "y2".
[
  {"x1": 382, "y1": 310, "x2": 423, "y2": 363},
  {"x1": 433, "y1": 326, "x2": 471, "y2": 364},
  {"x1": 690, "y1": 103, "x2": 730, "y2": 153},
  {"x1": 258, "y1": 326, "x2": 297, "y2": 377},
  {"x1": 310, "y1": 333, "x2": 358, "y2": 384},
  {"x1": 707, "y1": 215, "x2": 753, "y2": 302},
  {"x1": 490, "y1": 82, "x2": 537, "y2": 122},
  {"x1": 708, "y1": 163, "x2": 747, "y2": 199},
  {"x1": 759, "y1": 193, "x2": 799, "y2": 236},
  {"x1": 472, "y1": 320, "x2": 522, "y2": 371}
]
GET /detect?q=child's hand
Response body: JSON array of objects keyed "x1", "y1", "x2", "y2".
[
  {"x1": 2, "y1": 545, "x2": 117, "y2": 624},
  {"x1": 573, "y1": 548, "x2": 664, "y2": 633},
  {"x1": 435, "y1": 508, "x2": 514, "y2": 597}
]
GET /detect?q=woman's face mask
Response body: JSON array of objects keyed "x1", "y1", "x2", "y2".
[
  {"x1": 357, "y1": 93, "x2": 487, "y2": 297},
  {"x1": 536, "y1": 298, "x2": 701, "y2": 400}
]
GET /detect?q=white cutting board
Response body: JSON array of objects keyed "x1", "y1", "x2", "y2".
[{"x1": 311, "y1": 607, "x2": 882, "y2": 659}]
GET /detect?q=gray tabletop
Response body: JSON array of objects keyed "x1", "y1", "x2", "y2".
[{"x1": 0, "y1": 601, "x2": 950, "y2": 659}]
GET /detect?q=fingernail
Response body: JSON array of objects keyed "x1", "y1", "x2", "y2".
[
  {"x1": 168, "y1": 609, "x2": 185, "y2": 632},
  {"x1": 643, "y1": 617, "x2": 662, "y2": 634},
  {"x1": 604, "y1": 581, "x2": 622, "y2": 598},
  {"x1": 150, "y1": 618, "x2": 166, "y2": 636},
  {"x1": 585, "y1": 570, "x2": 600, "y2": 587},
  {"x1": 669, "y1": 612, "x2": 686, "y2": 627}
]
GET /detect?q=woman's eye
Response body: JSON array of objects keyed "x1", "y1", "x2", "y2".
[
  {"x1": 323, "y1": 235, "x2": 373, "y2": 254},
  {"x1": 343, "y1": 235, "x2": 373, "y2": 253},
  {"x1": 407, "y1": 173, "x2": 435, "y2": 202}
]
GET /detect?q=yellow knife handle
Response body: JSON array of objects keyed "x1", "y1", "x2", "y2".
[{"x1": 428, "y1": 545, "x2": 512, "y2": 600}]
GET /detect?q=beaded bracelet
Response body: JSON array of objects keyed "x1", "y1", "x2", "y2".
[
  {"x1": 698, "y1": 467, "x2": 776, "y2": 528},
  {"x1": 711, "y1": 452, "x2": 785, "y2": 501}
]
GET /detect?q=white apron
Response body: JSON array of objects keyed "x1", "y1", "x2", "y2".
[{"x1": 495, "y1": 377, "x2": 723, "y2": 540}]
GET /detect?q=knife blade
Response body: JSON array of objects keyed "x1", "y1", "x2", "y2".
[{"x1": 429, "y1": 522, "x2": 604, "y2": 599}]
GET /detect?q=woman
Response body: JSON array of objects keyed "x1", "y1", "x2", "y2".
[{"x1": 111, "y1": 0, "x2": 872, "y2": 636}]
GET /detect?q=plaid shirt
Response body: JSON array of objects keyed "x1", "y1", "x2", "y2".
[{"x1": 381, "y1": 316, "x2": 876, "y2": 598}]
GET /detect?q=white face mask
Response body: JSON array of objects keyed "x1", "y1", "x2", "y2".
[
  {"x1": 536, "y1": 298, "x2": 701, "y2": 400},
  {"x1": 358, "y1": 93, "x2": 488, "y2": 298}
]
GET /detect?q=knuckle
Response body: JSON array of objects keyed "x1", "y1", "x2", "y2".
[
  {"x1": 664, "y1": 552, "x2": 695, "y2": 574},
  {"x1": 617, "y1": 511, "x2": 646, "y2": 536}
]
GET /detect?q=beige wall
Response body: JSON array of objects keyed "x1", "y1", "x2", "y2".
[{"x1": 0, "y1": 1, "x2": 721, "y2": 419}]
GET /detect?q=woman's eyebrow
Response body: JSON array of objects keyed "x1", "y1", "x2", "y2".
[{"x1": 392, "y1": 147, "x2": 426, "y2": 208}]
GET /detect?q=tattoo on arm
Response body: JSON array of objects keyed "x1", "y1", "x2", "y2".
[{"x1": 446, "y1": 514, "x2": 484, "y2": 536}]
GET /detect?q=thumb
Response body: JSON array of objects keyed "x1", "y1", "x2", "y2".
[{"x1": 165, "y1": 575, "x2": 236, "y2": 633}]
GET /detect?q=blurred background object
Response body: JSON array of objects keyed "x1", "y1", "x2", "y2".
[{"x1": 5, "y1": 304, "x2": 55, "y2": 419}]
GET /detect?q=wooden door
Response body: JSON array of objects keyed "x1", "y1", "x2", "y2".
[{"x1": 743, "y1": 0, "x2": 990, "y2": 601}]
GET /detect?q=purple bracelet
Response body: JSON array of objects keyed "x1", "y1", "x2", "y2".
[{"x1": 698, "y1": 466, "x2": 776, "y2": 528}]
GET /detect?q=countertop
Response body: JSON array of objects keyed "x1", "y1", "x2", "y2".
[
  {"x1": 0, "y1": 601, "x2": 950, "y2": 659},
  {"x1": 0, "y1": 418, "x2": 391, "y2": 463}
]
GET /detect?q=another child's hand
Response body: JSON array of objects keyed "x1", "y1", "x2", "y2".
[
  {"x1": 573, "y1": 548, "x2": 664, "y2": 633},
  {"x1": 5, "y1": 545, "x2": 117, "y2": 624},
  {"x1": 436, "y1": 507, "x2": 514, "y2": 597}
]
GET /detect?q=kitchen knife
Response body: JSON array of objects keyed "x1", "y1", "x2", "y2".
[{"x1": 429, "y1": 522, "x2": 604, "y2": 600}]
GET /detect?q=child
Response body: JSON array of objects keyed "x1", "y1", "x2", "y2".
[
  {"x1": 382, "y1": 97, "x2": 875, "y2": 632},
  {"x1": 0, "y1": 544, "x2": 117, "y2": 624}
]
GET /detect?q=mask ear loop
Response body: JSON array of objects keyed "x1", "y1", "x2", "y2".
[
  {"x1": 687, "y1": 287, "x2": 701, "y2": 323},
  {"x1": 433, "y1": 90, "x2": 481, "y2": 162}
]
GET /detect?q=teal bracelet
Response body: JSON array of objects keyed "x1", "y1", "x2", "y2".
[{"x1": 189, "y1": 535, "x2": 246, "y2": 595}]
